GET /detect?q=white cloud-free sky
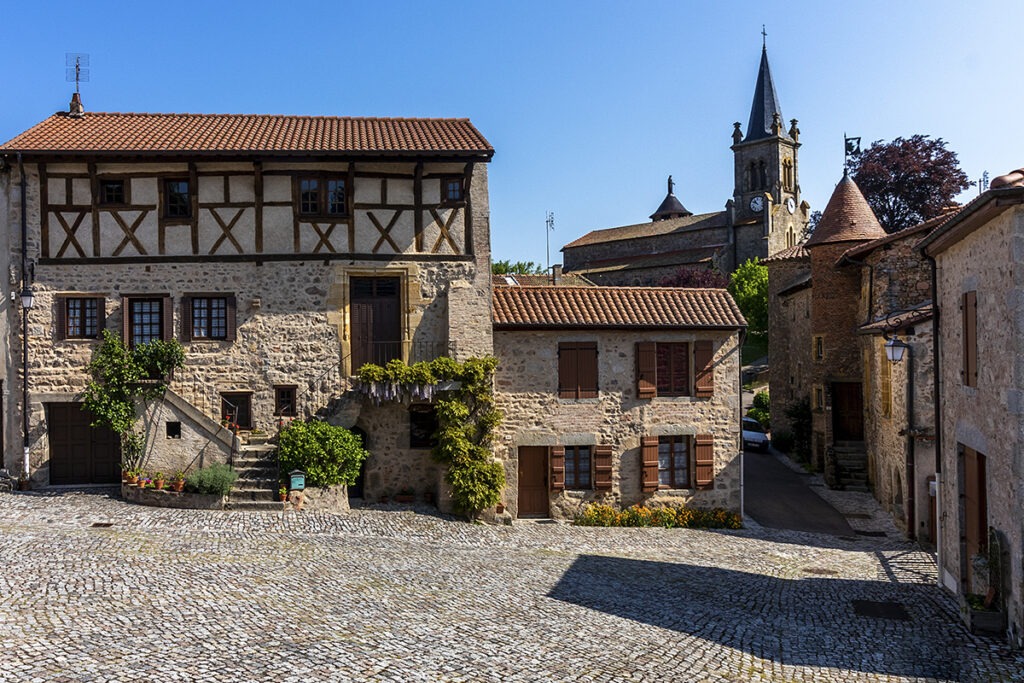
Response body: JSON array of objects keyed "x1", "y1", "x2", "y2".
[{"x1": 1, "y1": 1, "x2": 1019, "y2": 267}]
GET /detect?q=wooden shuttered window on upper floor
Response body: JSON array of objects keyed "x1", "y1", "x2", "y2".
[
  {"x1": 594, "y1": 444, "x2": 613, "y2": 490},
  {"x1": 636, "y1": 342, "x2": 657, "y2": 398},
  {"x1": 656, "y1": 342, "x2": 690, "y2": 396},
  {"x1": 694, "y1": 340, "x2": 714, "y2": 398},
  {"x1": 636, "y1": 340, "x2": 715, "y2": 399},
  {"x1": 122, "y1": 294, "x2": 173, "y2": 346},
  {"x1": 962, "y1": 290, "x2": 977, "y2": 388},
  {"x1": 640, "y1": 436, "x2": 659, "y2": 492},
  {"x1": 549, "y1": 445, "x2": 565, "y2": 492},
  {"x1": 694, "y1": 434, "x2": 715, "y2": 489},
  {"x1": 558, "y1": 342, "x2": 598, "y2": 399}
]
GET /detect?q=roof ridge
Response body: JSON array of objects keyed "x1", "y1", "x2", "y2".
[{"x1": 49, "y1": 112, "x2": 473, "y2": 122}]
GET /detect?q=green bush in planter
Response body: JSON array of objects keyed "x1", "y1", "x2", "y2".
[
  {"x1": 185, "y1": 463, "x2": 238, "y2": 495},
  {"x1": 277, "y1": 419, "x2": 368, "y2": 487}
]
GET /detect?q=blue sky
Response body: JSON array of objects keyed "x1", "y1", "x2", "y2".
[{"x1": 2, "y1": 1, "x2": 1020, "y2": 268}]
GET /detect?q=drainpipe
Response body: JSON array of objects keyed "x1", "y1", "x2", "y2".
[
  {"x1": 738, "y1": 327, "x2": 747, "y2": 521},
  {"x1": 18, "y1": 153, "x2": 30, "y2": 481},
  {"x1": 924, "y1": 250, "x2": 943, "y2": 588},
  {"x1": 904, "y1": 342, "x2": 915, "y2": 540}
]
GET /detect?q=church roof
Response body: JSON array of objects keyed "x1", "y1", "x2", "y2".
[
  {"x1": 563, "y1": 211, "x2": 727, "y2": 250},
  {"x1": 804, "y1": 172, "x2": 886, "y2": 247},
  {"x1": 650, "y1": 192, "x2": 692, "y2": 221},
  {"x1": 744, "y1": 47, "x2": 787, "y2": 142},
  {"x1": 565, "y1": 245, "x2": 724, "y2": 275},
  {"x1": 493, "y1": 286, "x2": 746, "y2": 329},
  {"x1": 763, "y1": 243, "x2": 809, "y2": 263}
]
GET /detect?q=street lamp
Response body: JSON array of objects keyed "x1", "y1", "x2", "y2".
[
  {"x1": 20, "y1": 285, "x2": 34, "y2": 310},
  {"x1": 885, "y1": 335, "x2": 907, "y2": 364}
]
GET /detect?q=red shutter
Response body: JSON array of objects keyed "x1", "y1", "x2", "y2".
[
  {"x1": 694, "y1": 340, "x2": 714, "y2": 398},
  {"x1": 641, "y1": 436, "x2": 659, "y2": 492},
  {"x1": 225, "y1": 295, "x2": 237, "y2": 342},
  {"x1": 694, "y1": 434, "x2": 715, "y2": 489},
  {"x1": 578, "y1": 343, "x2": 598, "y2": 398},
  {"x1": 594, "y1": 444, "x2": 613, "y2": 490},
  {"x1": 558, "y1": 343, "x2": 576, "y2": 398},
  {"x1": 55, "y1": 297, "x2": 67, "y2": 341},
  {"x1": 963, "y1": 291, "x2": 977, "y2": 388},
  {"x1": 636, "y1": 342, "x2": 656, "y2": 398},
  {"x1": 161, "y1": 295, "x2": 173, "y2": 341},
  {"x1": 94, "y1": 297, "x2": 106, "y2": 335},
  {"x1": 549, "y1": 446, "x2": 565, "y2": 492},
  {"x1": 180, "y1": 296, "x2": 192, "y2": 342},
  {"x1": 121, "y1": 295, "x2": 130, "y2": 342}
]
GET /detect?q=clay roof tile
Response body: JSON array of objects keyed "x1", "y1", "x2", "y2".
[{"x1": 804, "y1": 173, "x2": 886, "y2": 247}]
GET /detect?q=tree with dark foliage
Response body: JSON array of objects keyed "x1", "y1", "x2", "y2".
[
  {"x1": 848, "y1": 135, "x2": 971, "y2": 232},
  {"x1": 658, "y1": 267, "x2": 728, "y2": 289}
]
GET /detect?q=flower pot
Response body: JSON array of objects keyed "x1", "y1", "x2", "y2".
[
  {"x1": 279, "y1": 493, "x2": 288, "y2": 502},
  {"x1": 126, "y1": 475, "x2": 138, "y2": 485},
  {"x1": 495, "y1": 503, "x2": 505, "y2": 514},
  {"x1": 154, "y1": 480, "x2": 165, "y2": 491},
  {"x1": 171, "y1": 480, "x2": 185, "y2": 493},
  {"x1": 137, "y1": 480, "x2": 148, "y2": 488},
  {"x1": 18, "y1": 479, "x2": 30, "y2": 491},
  {"x1": 121, "y1": 469, "x2": 129, "y2": 481}
]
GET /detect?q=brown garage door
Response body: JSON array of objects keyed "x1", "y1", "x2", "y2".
[{"x1": 47, "y1": 403, "x2": 121, "y2": 485}]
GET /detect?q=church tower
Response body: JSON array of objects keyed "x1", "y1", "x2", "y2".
[{"x1": 731, "y1": 42, "x2": 808, "y2": 258}]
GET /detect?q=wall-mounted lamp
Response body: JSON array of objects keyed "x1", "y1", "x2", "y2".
[
  {"x1": 20, "y1": 285, "x2": 34, "y2": 310},
  {"x1": 885, "y1": 336, "x2": 908, "y2": 364}
]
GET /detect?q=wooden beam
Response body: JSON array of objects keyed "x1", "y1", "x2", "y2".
[
  {"x1": 463, "y1": 163, "x2": 475, "y2": 256},
  {"x1": 414, "y1": 161, "x2": 423, "y2": 252},
  {"x1": 87, "y1": 163, "x2": 100, "y2": 257},
  {"x1": 254, "y1": 161, "x2": 263, "y2": 253},
  {"x1": 38, "y1": 163, "x2": 49, "y2": 258},
  {"x1": 189, "y1": 163, "x2": 199, "y2": 255},
  {"x1": 347, "y1": 165, "x2": 356, "y2": 252}
]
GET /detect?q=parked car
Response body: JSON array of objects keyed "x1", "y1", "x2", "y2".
[{"x1": 742, "y1": 417, "x2": 770, "y2": 452}]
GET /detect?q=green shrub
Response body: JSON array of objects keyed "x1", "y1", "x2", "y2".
[
  {"x1": 573, "y1": 503, "x2": 742, "y2": 529},
  {"x1": 746, "y1": 406, "x2": 770, "y2": 428},
  {"x1": 784, "y1": 397, "x2": 812, "y2": 463},
  {"x1": 277, "y1": 419, "x2": 369, "y2": 488},
  {"x1": 185, "y1": 463, "x2": 238, "y2": 495}
]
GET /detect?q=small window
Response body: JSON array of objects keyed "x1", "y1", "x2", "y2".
[
  {"x1": 326, "y1": 179, "x2": 346, "y2": 215},
  {"x1": 99, "y1": 179, "x2": 126, "y2": 206},
  {"x1": 166, "y1": 421, "x2": 182, "y2": 439},
  {"x1": 962, "y1": 291, "x2": 977, "y2": 388},
  {"x1": 658, "y1": 435, "x2": 690, "y2": 489},
  {"x1": 298, "y1": 176, "x2": 347, "y2": 217},
  {"x1": 558, "y1": 342, "x2": 598, "y2": 399},
  {"x1": 442, "y1": 177, "x2": 464, "y2": 203},
  {"x1": 64, "y1": 297, "x2": 101, "y2": 339},
  {"x1": 191, "y1": 297, "x2": 228, "y2": 340},
  {"x1": 221, "y1": 392, "x2": 252, "y2": 430},
  {"x1": 564, "y1": 446, "x2": 592, "y2": 490},
  {"x1": 274, "y1": 385, "x2": 297, "y2": 417},
  {"x1": 813, "y1": 336, "x2": 825, "y2": 361},
  {"x1": 814, "y1": 385, "x2": 825, "y2": 410},
  {"x1": 164, "y1": 179, "x2": 191, "y2": 218},
  {"x1": 879, "y1": 344, "x2": 892, "y2": 418},
  {"x1": 299, "y1": 178, "x2": 320, "y2": 214},
  {"x1": 409, "y1": 405, "x2": 438, "y2": 448}
]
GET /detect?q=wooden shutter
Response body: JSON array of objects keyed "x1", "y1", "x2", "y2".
[
  {"x1": 121, "y1": 295, "x2": 130, "y2": 342},
  {"x1": 180, "y1": 296, "x2": 192, "y2": 342},
  {"x1": 55, "y1": 297, "x2": 67, "y2": 341},
  {"x1": 963, "y1": 291, "x2": 977, "y2": 388},
  {"x1": 94, "y1": 297, "x2": 106, "y2": 335},
  {"x1": 694, "y1": 434, "x2": 715, "y2": 489},
  {"x1": 558, "y1": 343, "x2": 576, "y2": 398},
  {"x1": 225, "y1": 295, "x2": 237, "y2": 342},
  {"x1": 577, "y1": 343, "x2": 598, "y2": 398},
  {"x1": 636, "y1": 342, "x2": 656, "y2": 398},
  {"x1": 640, "y1": 436, "x2": 659, "y2": 492},
  {"x1": 594, "y1": 444, "x2": 613, "y2": 490},
  {"x1": 161, "y1": 295, "x2": 173, "y2": 341},
  {"x1": 694, "y1": 340, "x2": 715, "y2": 398},
  {"x1": 549, "y1": 445, "x2": 565, "y2": 492}
]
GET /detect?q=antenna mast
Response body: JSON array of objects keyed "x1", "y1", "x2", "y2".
[
  {"x1": 65, "y1": 53, "x2": 90, "y2": 93},
  {"x1": 545, "y1": 211, "x2": 555, "y2": 273}
]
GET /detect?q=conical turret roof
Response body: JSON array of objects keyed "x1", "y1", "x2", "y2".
[
  {"x1": 744, "y1": 47, "x2": 787, "y2": 142},
  {"x1": 805, "y1": 172, "x2": 887, "y2": 247}
]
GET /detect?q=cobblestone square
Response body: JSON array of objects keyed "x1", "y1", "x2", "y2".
[{"x1": 0, "y1": 490, "x2": 1020, "y2": 682}]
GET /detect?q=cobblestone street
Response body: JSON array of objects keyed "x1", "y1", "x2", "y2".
[{"x1": 0, "y1": 490, "x2": 1020, "y2": 682}]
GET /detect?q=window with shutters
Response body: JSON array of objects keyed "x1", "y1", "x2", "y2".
[
  {"x1": 558, "y1": 342, "x2": 598, "y2": 399},
  {"x1": 657, "y1": 435, "x2": 690, "y2": 488},
  {"x1": 182, "y1": 294, "x2": 236, "y2": 343},
  {"x1": 59, "y1": 296, "x2": 104, "y2": 339},
  {"x1": 564, "y1": 446, "x2": 592, "y2": 490},
  {"x1": 962, "y1": 290, "x2": 977, "y2": 388},
  {"x1": 636, "y1": 340, "x2": 714, "y2": 398},
  {"x1": 122, "y1": 295, "x2": 172, "y2": 348},
  {"x1": 656, "y1": 343, "x2": 690, "y2": 396}
]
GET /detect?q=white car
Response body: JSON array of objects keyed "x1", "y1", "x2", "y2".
[{"x1": 742, "y1": 417, "x2": 770, "y2": 452}]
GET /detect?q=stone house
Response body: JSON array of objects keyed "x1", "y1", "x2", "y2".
[
  {"x1": 919, "y1": 170, "x2": 1024, "y2": 646},
  {"x1": 764, "y1": 243, "x2": 811, "y2": 438},
  {"x1": 492, "y1": 285, "x2": 746, "y2": 520},
  {"x1": 562, "y1": 45, "x2": 810, "y2": 285},
  {"x1": 0, "y1": 95, "x2": 494, "y2": 505}
]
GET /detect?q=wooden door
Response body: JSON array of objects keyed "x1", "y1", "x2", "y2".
[
  {"x1": 831, "y1": 382, "x2": 864, "y2": 441},
  {"x1": 47, "y1": 403, "x2": 120, "y2": 485},
  {"x1": 518, "y1": 446, "x2": 549, "y2": 517},
  {"x1": 350, "y1": 277, "x2": 401, "y2": 370},
  {"x1": 963, "y1": 447, "x2": 987, "y2": 587}
]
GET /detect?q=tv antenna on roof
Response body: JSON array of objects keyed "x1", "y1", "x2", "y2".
[{"x1": 65, "y1": 53, "x2": 90, "y2": 93}]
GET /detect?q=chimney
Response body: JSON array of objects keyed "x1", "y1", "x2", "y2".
[
  {"x1": 551, "y1": 264, "x2": 563, "y2": 285},
  {"x1": 69, "y1": 92, "x2": 84, "y2": 118}
]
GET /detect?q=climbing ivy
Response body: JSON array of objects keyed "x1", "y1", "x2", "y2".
[
  {"x1": 81, "y1": 329, "x2": 185, "y2": 470},
  {"x1": 355, "y1": 355, "x2": 504, "y2": 518}
]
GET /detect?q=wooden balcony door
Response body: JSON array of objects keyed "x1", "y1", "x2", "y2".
[{"x1": 350, "y1": 277, "x2": 401, "y2": 371}]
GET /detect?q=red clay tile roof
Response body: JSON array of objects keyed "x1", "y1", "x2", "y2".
[
  {"x1": 492, "y1": 286, "x2": 746, "y2": 329},
  {"x1": 0, "y1": 112, "x2": 493, "y2": 157},
  {"x1": 804, "y1": 173, "x2": 886, "y2": 247},
  {"x1": 763, "y1": 244, "x2": 809, "y2": 263},
  {"x1": 497, "y1": 273, "x2": 595, "y2": 287},
  {"x1": 562, "y1": 211, "x2": 727, "y2": 249},
  {"x1": 839, "y1": 207, "x2": 960, "y2": 262},
  {"x1": 991, "y1": 167, "x2": 1024, "y2": 189}
]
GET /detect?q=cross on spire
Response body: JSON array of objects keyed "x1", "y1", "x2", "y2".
[{"x1": 761, "y1": 25, "x2": 767, "y2": 48}]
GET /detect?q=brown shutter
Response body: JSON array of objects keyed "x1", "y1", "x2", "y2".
[
  {"x1": 180, "y1": 296, "x2": 192, "y2": 342},
  {"x1": 636, "y1": 342, "x2": 656, "y2": 398},
  {"x1": 558, "y1": 343, "x2": 577, "y2": 398},
  {"x1": 225, "y1": 295, "x2": 237, "y2": 342},
  {"x1": 694, "y1": 434, "x2": 715, "y2": 489},
  {"x1": 55, "y1": 297, "x2": 67, "y2": 341},
  {"x1": 641, "y1": 436, "x2": 659, "y2": 492},
  {"x1": 594, "y1": 444, "x2": 613, "y2": 490},
  {"x1": 94, "y1": 297, "x2": 106, "y2": 335},
  {"x1": 549, "y1": 445, "x2": 565, "y2": 492},
  {"x1": 578, "y1": 343, "x2": 598, "y2": 398},
  {"x1": 963, "y1": 291, "x2": 977, "y2": 388},
  {"x1": 694, "y1": 340, "x2": 715, "y2": 397},
  {"x1": 121, "y1": 295, "x2": 130, "y2": 342},
  {"x1": 161, "y1": 295, "x2": 173, "y2": 341}
]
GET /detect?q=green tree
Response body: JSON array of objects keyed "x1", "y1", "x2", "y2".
[
  {"x1": 492, "y1": 259, "x2": 544, "y2": 275},
  {"x1": 728, "y1": 258, "x2": 768, "y2": 336},
  {"x1": 277, "y1": 420, "x2": 369, "y2": 487}
]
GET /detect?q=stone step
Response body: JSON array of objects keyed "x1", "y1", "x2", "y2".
[
  {"x1": 234, "y1": 465, "x2": 278, "y2": 476},
  {"x1": 234, "y1": 455, "x2": 278, "y2": 467},
  {"x1": 229, "y1": 488, "x2": 278, "y2": 502},
  {"x1": 236, "y1": 479, "x2": 278, "y2": 490}
]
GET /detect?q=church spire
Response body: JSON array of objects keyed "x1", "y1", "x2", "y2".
[{"x1": 744, "y1": 42, "x2": 786, "y2": 142}]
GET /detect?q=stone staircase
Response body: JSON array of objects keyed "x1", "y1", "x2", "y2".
[
  {"x1": 832, "y1": 441, "x2": 870, "y2": 492},
  {"x1": 226, "y1": 445, "x2": 282, "y2": 511}
]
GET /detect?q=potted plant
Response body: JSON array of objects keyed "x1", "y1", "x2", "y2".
[
  {"x1": 171, "y1": 470, "x2": 186, "y2": 492},
  {"x1": 278, "y1": 486, "x2": 288, "y2": 502},
  {"x1": 153, "y1": 472, "x2": 166, "y2": 490},
  {"x1": 125, "y1": 470, "x2": 139, "y2": 485},
  {"x1": 137, "y1": 474, "x2": 149, "y2": 488}
]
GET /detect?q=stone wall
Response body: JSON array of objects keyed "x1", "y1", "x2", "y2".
[
  {"x1": 863, "y1": 236, "x2": 933, "y2": 321},
  {"x1": 933, "y1": 205, "x2": 1024, "y2": 645},
  {"x1": 493, "y1": 328, "x2": 742, "y2": 520},
  {"x1": 767, "y1": 256, "x2": 811, "y2": 436}
]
